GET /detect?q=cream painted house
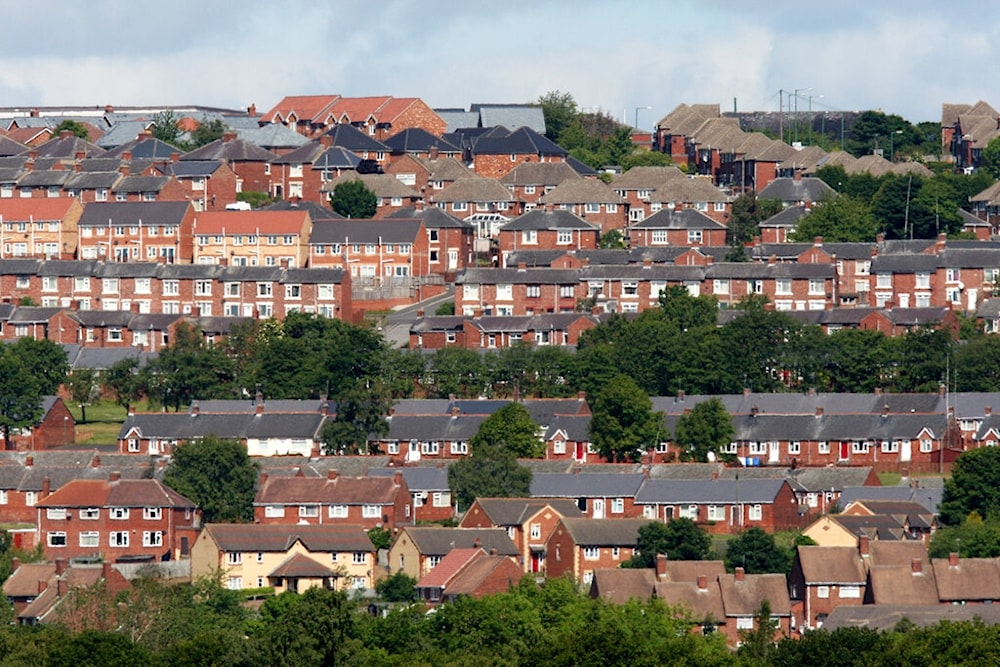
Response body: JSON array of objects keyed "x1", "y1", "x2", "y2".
[{"x1": 191, "y1": 523, "x2": 375, "y2": 592}]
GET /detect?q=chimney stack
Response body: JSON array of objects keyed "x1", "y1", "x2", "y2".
[
  {"x1": 42, "y1": 477, "x2": 50, "y2": 496},
  {"x1": 327, "y1": 469, "x2": 339, "y2": 481},
  {"x1": 109, "y1": 471, "x2": 121, "y2": 482},
  {"x1": 859, "y1": 534, "x2": 870, "y2": 556},
  {"x1": 54, "y1": 558, "x2": 67, "y2": 575},
  {"x1": 697, "y1": 574, "x2": 708, "y2": 590},
  {"x1": 949, "y1": 552, "x2": 960, "y2": 567},
  {"x1": 911, "y1": 558, "x2": 923, "y2": 574},
  {"x1": 655, "y1": 554, "x2": 668, "y2": 580},
  {"x1": 735, "y1": 567, "x2": 745, "y2": 582}
]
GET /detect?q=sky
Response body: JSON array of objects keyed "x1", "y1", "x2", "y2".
[{"x1": 2, "y1": 0, "x2": 999, "y2": 128}]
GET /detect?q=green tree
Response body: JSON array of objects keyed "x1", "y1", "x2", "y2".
[
  {"x1": 53, "y1": 119, "x2": 91, "y2": 139},
  {"x1": 625, "y1": 518, "x2": 713, "y2": 567},
  {"x1": 151, "y1": 110, "x2": 182, "y2": 147},
  {"x1": 928, "y1": 512, "x2": 1000, "y2": 558},
  {"x1": 469, "y1": 402, "x2": 543, "y2": 458},
  {"x1": 434, "y1": 300, "x2": 455, "y2": 316},
  {"x1": 725, "y1": 528, "x2": 791, "y2": 574},
  {"x1": 673, "y1": 397, "x2": 735, "y2": 463},
  {"x1": 257, "y1": 588, "x2": 360, "y2": 666},
  {"x1": 940, "y1": 447, "x2": 1000, "y2": 525},
  {"x1": 426, "y1": 347, "x2": 486, "y2": 398},
  {"x1": 103, "y1": 357, "x2": 144, "y2": 416},
  {"x1": 329, "y1": 179, "x2": 377, "y2": 219},
  {"x1": 537, "y1": 90, "x2": 578, "y2": 144},
  {"x1": 144, "y1": 322, "x2": 237, "y2": 410},
  {"x1": 737, "y1": 600, "x2": 779, "y2": 664},
  {"x1": 982, "y1": 136, "x2": 1000, "y2": 179},
  {"x1": 15, "y1": 337, "x2": 69, "y2": 395},
  {"x1": 375, "y1": 571, "x2": 418, "y2": 603},
  {"x1": 789, "y1": 194, "x2": 879, "y2": 242},
  {"x1": 65, "y1": 368, "x2": 99, "y2": 424},
  {"x1": 367, "y1": 526, "x2": 393, "y2": 551},
  {"x1": 599, "y1": 229, "x2": 626, "y2": 249},
  {"x1": 728, "y1": 192, "x2": 783, "y2": 248},
  {"x1": 719, "y1": 303, "x2": 801, "y2": 393},
  {"x1": 955, "y1": 334, "x2": 1000, "y2": 391},
  {"x1": 588, "y1": 374, "x2": 664, "y2": 462},
  {"x1": 162, "y1": 436, "x2": 259, "y2": 523},
  {"x1": 321, "y1": 379, "x2": 391, "y2": 455},
  {"x1": 448, "y1": 451, "x2": 532, "y2": 511},
  {"x1": 190, "y1": 119, "x2": 227, "y2": 148},
  {"x1": 0, "y1": 347, "x2": 44, "y2": 448}
]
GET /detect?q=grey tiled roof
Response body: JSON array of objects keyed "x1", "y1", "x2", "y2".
[
  {"x1": 78, "y1": 201, "x2": 190, "y2": 227},
  {"x1": 634, "y1": 478, "x2": 788, "y2": 504},
  {"x1": 400, "y1": 526, "x2": 518, "y2": 556},
  {"x1": 308, "y1": 219, "x2": 422, "y2": 245},
  {"x1": 500, "y1": 209, "x2": 599, "y2": 231},
  {"x1": 531, "y1": 472, "x2": 645, "y2": 498}
]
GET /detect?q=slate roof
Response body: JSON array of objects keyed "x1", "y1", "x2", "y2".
[
  {"x1": 400, "y1": 526, "x2": 519, "y2": 556},
  {"x1": 103, "y1": 135, "x2": 178, "y2": 159},
  {"x1": 181, "y1": 137, "x2": 277, "y2": 162},
  {"x1": 633, "y1": 208, "x2": 727, "y2": 230},
  {"x1": 322, "y1": 124, "x2": 390, "y2": 153},
  {"x1": 111, "y1": 174, "x2": 170, "y2": 193},
  {"x1": 320, "y1": 173, "x2": 418, "y2": 198},
  {"x1": 932, "y1": 556, "x2": 1000, "y2": 601},
  {"x1": 369, "y1": 466, "x2": 450, "y2": 493},
  {"x1": 77, "y1": 201, "x2": 190, "y2": 227},
  {"x1": 385, "y1": 206, "x2": 472, "y2": 229},
  {"x1": 634, "y1": 478, "x2": 788, "y2": 504},
  {"x1": 500, "y1": 162, "x2": 581, "y2": 187},
  {"x1": 431, "y1": 177, "x2": 513, "y2": 203},
  {"x1": 383, "y1": 414, "x2": 487, "y2": 442},
  {"x1": 531, "y1": 472, "x2": 645, "y2": 498},
  {"x1": 118, "y1": 411, "x2": 325, "y2": 441},
  {"x1": 473, "y1": 105, "x2": 547, "y2": 134},
  {"x1": 758, "y1": 177, "x2": 836, "y2": 203},
  {"x1": 204, "y1": 523, "x2": 372, "y2": 553},
  {"x1": 237, "y1": 123, "x2": 310, "y2": 150},
  {"x1": 308, "y1": 219, "x2": 422, "y2": 245},
  {"x1": 557, "y1": 518, "x2": 653, "y2": 546},
  {"x1": 256, "y1": 473, "x2": 403, "y2": 506},
  {"x1": 160, "y1": 160, "x2": 223, "y2": 178},
  {"x1": 471, "y1": 498, "x2": 583, "y2": 525},
  {"x1": 471, "y1": 127, "x2": 566, "y2": 158},
  {"x1": 867, "y1": 562, "x2": 938, "y2": 605},
  {"x1": 269, "y1": 553, "x2": 339, "y2": 579},
  {"x1": 383, "y1": 128, "x2": 461, "y2": 154},
  {"x1": 822, "y1": 603, "x2": 1000, "y2": 631}
]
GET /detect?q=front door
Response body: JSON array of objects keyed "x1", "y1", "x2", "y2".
[
  {"x1": 768, "y1": 441, "x2": 780, "y2": 464},
  {"x1": 839, "y1": 442, "x2": 850, "y2": 461},
  {"x1": 593, "y1": 498, "x2": 605, "y2": 519},
  {"x1": 901, "y1": 439, "x2": 912, "y2": 463},
  {"x1": 448, "y1": 249, "x2": 458, "y2": 271},
  {"x1": 575, "y1": 441, "x2": 585, "y2": 462},
  {"x1": 530, "y1": 552, "x2": 542, "y2": 573}
]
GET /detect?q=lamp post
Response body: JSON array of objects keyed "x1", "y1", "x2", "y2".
[
  {"x1": 806, "y1": 94, "x2": 823, "y2": 144},
  {"x1": 890, "y1": 129, "x2": 903, "y2": 162},
  {"x1": 634, "y1": 106, "x2": 652, "y2": 130}
]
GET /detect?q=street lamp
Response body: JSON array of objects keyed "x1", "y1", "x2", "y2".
[
  {"x1": 635, "y1": 106, "x2": 652, "y2": 130},
  {"x1": 890, "y1": 129, "x2": 903, "y2": 162},
  {"x1": 806, "y1": 94, "x2": 823, "y2": 143}
]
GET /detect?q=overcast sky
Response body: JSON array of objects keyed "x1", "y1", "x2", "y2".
[{"x1": 2, "y1": 1, "x2": 998, "y2": 128}]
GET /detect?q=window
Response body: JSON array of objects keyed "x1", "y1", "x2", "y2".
[
  {"x1": 651, "y1": 230, "x2": 668, "y2": 244},
  {"x1": 678, "y1": 505, "x2": 698, "y2": 520},
  {"x1": 775, "y1": 279, "x2": 792, "y2": 295},
  {"x1": 622, "y1": 280, "x2": 638, "y2": 296},
  {"x1": 143, "y1": 531, "x2": 163, "y2": 547},
  {"x1": 285, "y1": 284, "x2": 301, "y2": 299},
  {"x1": 433, "y1": 492, "x2": 451, "y2": 507},
  {"x1": 876, "y1": 274, "x2": 892, "y2": 289},
  {"x1": 881, "y1": 440, "x2": 899, "y2": 453},
  {"x1": 47, "y1": 532, "x2": 67, "y2": 547},
  {"x1": 852, "y1": 441, "x2": 871, "y2": 454},
  {"x1": 143, "y1": 507, "x2": 162, "y2": 521},
  {"x1": 526, "y1": 284, "x2": 541, "y2": 298},
  {"x1": 110, "y1": 531, "x2": 129, "y2": 547},
  {"x1": 921, "y1": 438, "x2": 933, "y2": 453},
  {"x1": 748, "y1": 504, "x2": 762, "y2": 521},
  {"x1": 557, "y1": 230, "x2": 573, "y2": 245},
  {"x1": 529, "y1": 523, "x2": 542, "y2": 540},
  {"x1": 329, "y1": 505, "x2": 349, "y2": 518},
  {"x1": 521, "y1": 230, "x2": 537, "y2": 244},
  {"x1": 462, "y1": 284, "x2": 479, "y2": 300},
  {"x1": 352, "y1": 552, "x2": 367, "y2": 565},
  {"x1": 560, "y1": 284, "x2": 575, "y2": 299},
  {"x1": 257, "y1": 282, "x2": 273, "y2": 297},
  {"x1": 299, "y1": 505, "x2": 319, "y2": 518},
  {"x1": 42, "y1": 276, "x2": 58, "y2": 292},
  {"x1": 362, "y1": 505, "x2": 381, "y2": 519},
  {"x1": 74, "y1": 276, "x2": 90, "y2": 292},
  {"x1": 496, "y1": 284, "x2": 513, "y2": 301},
  {"x1": 818, "y1": 441, "x2": 830, "y2": 454},
  {"x1": 707, "y1": 505, "x2": 726, "y2": 521},
  {"x1": 79, "y1": 531, "x2": 99, "y2": 547},
  {"x1": 713, "y1": 279, "x2": 729, "y2": 294},
  {"x1": 450, "y1": 442, "x2": 468, "y2": 455},
  {"x1": 583, "y1": 547, "x2": 600, "y2": 560},
  {"x1": 110, "y1": 507, "x2": 129, "y2": 520},
  {"x1": 747, "y1": 279, "x2": 764, "y2": 294},
  {"x1": 611, "y1": 498, "x2": 625, "y2": 514},
  {"x1": 25, "y1": 492, "x2": 35, "y2": 506},
  {"x1": 46, "y1": 508, "x2": 67, "y2": 520},
  {"x1": 227, "y1": 577, "x2": 243, "y2": 590},
  {"x1": 264, "y1": 505, "x2": 285, "y2": 518},
  {"x1": 687, "y1": 230, "x2": 703, "y2": 244},
  {"x1": 809, "y1": 278, "x2": 825, "y2": 295},
  {"x1": 736, "y1": 617, "x2": 754, "y2": 630},
  {"x1": 839, "y1": 585, "x2": 861, "y2": 598},
  {"x1": 226, "y1": 552, "x2": 243, "y2": 565},
  {"x1": 789, "y1": 441, "x2": 801, "y2": 455},
  {"x1": 817, "y1": 585, "x2": 830, "y2": 598},
  {"x1": 135, "y1": 278, "x2": 151, "y2": 294}
]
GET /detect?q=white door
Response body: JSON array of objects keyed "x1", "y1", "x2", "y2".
[
  {"x1": 448, "y1": 249, "x2": 458, "y2": 271},
  {"x1": 901, "y1": 439, "x2": 912, "y2": 463},
  {"x1": 898, "y1": 293, "x2": 910, "y2": 308},
  {"x1": 593, "y1": 498, "x2": 605, "y2": 519},
  {"x1": 769, "y1": 441, "x2": 780, "y2": 464}
]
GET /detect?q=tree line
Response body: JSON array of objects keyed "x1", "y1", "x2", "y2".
[{"x1": 0, "y1": 570, "x2": 998, "y2": 666}]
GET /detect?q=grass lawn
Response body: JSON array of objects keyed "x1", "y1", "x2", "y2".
[
  {"x1": 877, "y1": 472, "x2": 903, "y2": 487},
  {"x1": 68, "y1": 399, "x2": 151, "y2": 446}
]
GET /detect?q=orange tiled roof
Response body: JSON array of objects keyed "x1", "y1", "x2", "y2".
[
  {"x1": 417, "y1": 548, "x2": 484, "y2": 588},
  {"x1": 194, "y1": 210, "x2": 310, "y2": 235},
  {"x1": 328, "y1": 96, "x2": 392, "y2": 123},
  {"x1": 262, "y1": 95, "x2": 342, "y2": 124},
  {"x1": 0, "y1": 198, "x2": 80, "y2": 220}
]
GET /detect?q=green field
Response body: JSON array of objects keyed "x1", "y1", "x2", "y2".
[{"x1": 67, "y1": 399, "x2": 149, "y2": 446}]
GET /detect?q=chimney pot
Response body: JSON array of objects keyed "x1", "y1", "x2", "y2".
[
  {"x1": 911, "y1": 558, "x2": 923, "y2": 573},
  {"x1": 697, "y1": 574, "x2": 708, "y2": 589},
  {"x1": 735, "y1": 567, "x2": 745, "y2": 582},
  {"x1": 109, "y1": 471, "x2": 121, "y2": 482},
  {"x1": 327, "y1": 469, "x2": 338, "y2": 481},
  {"x1": 949, "y1": 552, "x2": 960, "y2": 566},
  {"x1": 655, "y1": 553, "x2": 668, "y2": 579}
]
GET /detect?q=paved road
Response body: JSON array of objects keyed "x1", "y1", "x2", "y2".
[{"x1": 380, "y1": 285, "x2": 454, "y2": 348}]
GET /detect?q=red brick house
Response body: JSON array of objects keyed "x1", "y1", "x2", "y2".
[
  {"x1": 495, "y1": 208, "x2": 599, "y2": 264},
  {"x1": 629, "y1": 208, "x2": 727, "y2": 248},
  {"x1": 35, "y1": 474, "x2": 200, "y2": 563},
  {"x1": 415, "y1": 547, "x2": 523, "y2": 604},
  {"x1": 653, "y1": 104, "x2": 720, "y2": 166},
  {"x1": 535, "y1": 178, "x2": 627, "y2": 234},
  {"x1": 459, "y1": 498, "x2": 583, "y2": 573},
  {"x1": 254, "y1": 469, "x2": 410, "y2": 531},
  {"x1": 633, "y1": 478, "x2": 803, "y2": 535},
  {"x1": 499, "y1": 162, "x2": 583, "y2": 214},
  {"x1": 470, "y1": 127, "x2": 568, "y2": 180},
  {"x1": 76, "y1": 201, "x2": 195, "y2": 263},
  {"x1": 192, "y1": 210, "x2": 312, "y2": 268},
  {"x1": 385, "y1": 204, "x2": 475, "y2": 280},
  {"x1": 181, "y1": 133, "x2": 277, "y2": 198},
  {"x1": 544, "y1": 518, "x2": 651, "y2": 584},
  {"x1": 3, "y1": 397, "x2": 75, "y2": 451},
  {"x1": 788, "y1": 546, "x2": 867, "y2": 630}
]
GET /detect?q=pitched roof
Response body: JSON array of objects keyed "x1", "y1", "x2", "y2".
[
  {"x1": 37, "y1": 478, "x2": 195, "y2": 509},
  {"x1": 557, "y1": 518, "x2": 653, "y2": 546},
  {"x1": 590, "y1": 568, "x2": 655, "y2": 604},
  {"x1": 931, "y1": 556, "x2": 1000, "y2": 601},
  {"x1": 417, "y1": 547, "x2": 484, "y2": 588},
  {"x1": 795, "y1": 546, "x2": 866, "y2": 584},
  {"x1": 500, "y1": 209, "x2": 599, "y2": 231},
  {"x1": 309, "y1": 219, "x2": 422, "y2": 245},
  {"x1": 204, "y1": 523, "x2": 372, "y2": 553},
  {"x1": 193, "y1": 210, "x2": 310, "y2": 235},
  {"x1": 431, "y1": 177, "x2": 513, "y2": 203},
  {"x1": 400, "y1": 526, "x2": 519, "y2": 556},
  {"x1": 718, "y1": 572, "x2": 791, "y2": 616}
]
